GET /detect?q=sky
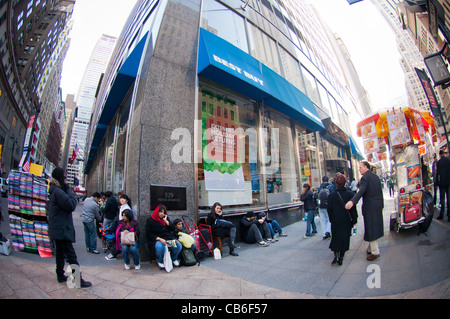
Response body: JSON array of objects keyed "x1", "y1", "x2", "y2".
[
  {"x1": 309, "y1": 0, "x2": 408, "y2": 112},
  {"x1": 60, "y1": 0, "x2": 137, "y2": 99},
  {"x1": 61, "y1": 0, "x2": 407, "y2": 113}
]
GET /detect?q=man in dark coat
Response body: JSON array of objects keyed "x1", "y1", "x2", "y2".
[
  {"x1": 48, "y1": 167, "x2": 91, "y2": 287},
  {"x1": 345, "y1": 161, "x2": 384, "y2": 261},
  {"x1": 102, "y1": 191, "x2": 118, "y2": 228},
  {"x1": 436, "y1": 150, "x2": 450, "y2": 221}
]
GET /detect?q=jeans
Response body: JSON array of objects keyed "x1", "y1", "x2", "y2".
[
  {"x1": 121, "y1": 242, "x2": 140, "y2": 266},
  {"x1": 83, "y1": 220, "x2": 98, "y2": 251},
  {"x1": 267, "y1": 220, "x2": 282, "y2": 237},
  {"x1": 318, "y1": 208, "x2": 331, "y2": 236},
  {"x1": 155, "y1": 240, "x2": 182, "y2": 264},
  {"x1": 244, "y1": 222, "x2": 271, "y2": 243},
  {"x1": 305, "y1": 210, "x2": 317, "y2": 236}
]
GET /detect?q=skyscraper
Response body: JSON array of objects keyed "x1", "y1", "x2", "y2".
[{"x1": 67, "y1": 34, "x2": 116, "y2": 187}]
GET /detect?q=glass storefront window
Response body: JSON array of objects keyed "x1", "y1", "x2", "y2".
[
  {"x1": 113, "y1": 93, "x2": 132, "y2": 194},
  {"x1": 198, "y1": 84, "x2": 265, "y2": 210},
  {"x1": 262, "y1": 109, "x2": 298, "y2": 206},
  {"x1": 105, "y1": 125, "x2": 115, "y2": 191},
  {"x1": 201, "y1": 0, "x2": 249, "y2": 53},
  {"x1": 296, "y1": 127, "x2": 320, "y2": 189}
]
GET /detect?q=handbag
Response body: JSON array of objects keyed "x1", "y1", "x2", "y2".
[{"x1": 121, "y1": 230, "x2": 135, "y2": 245}]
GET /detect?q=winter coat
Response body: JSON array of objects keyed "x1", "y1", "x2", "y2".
[
  {"x1": 300, "y1": 189, "x2": 316, "y2": 212},
  {"x1": 436, "y1": 156, "x2": 450, "y2": 187},
  {"x1": 351, "y1": 170, "x2": 384, "y2": 242},
  {"x1": 145, "y1": 206, "x2": 177, "y2": 258},
  {"x1": 48, "y1": 179, "x2": 78, "y2": 242},
  {"x1": 327, "y1": 187, "x2": 357, "y2": 253}
]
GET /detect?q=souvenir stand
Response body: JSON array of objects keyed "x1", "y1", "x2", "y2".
[
  {"x1": 7, "y1": 170, "x2": 52, "y2": 257},
  {"x1": 356, "y1": 107, "x2": 438, "y2": 232}
]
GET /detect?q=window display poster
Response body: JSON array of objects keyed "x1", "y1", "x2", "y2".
[{"x1": 202, "y1": 94, "x2": 245, "y2": 190}]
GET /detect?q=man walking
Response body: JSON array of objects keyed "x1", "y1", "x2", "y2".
[
  {"x1": 345, "y1": 161, "x2": 384, "y2": 261},
  {"x1": 436, "y1": 150, "x2": 450, "y2": 221},
  {"x1": 318, "y1": 176, "x2": 331, "y2": 239},
  {"x1": 82, "y1": 192, "x2": 102, "y2": 254}
]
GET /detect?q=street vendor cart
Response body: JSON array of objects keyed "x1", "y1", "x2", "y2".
[{"x1": 356, "y1": 107, "x2": 438, "y2": 233}]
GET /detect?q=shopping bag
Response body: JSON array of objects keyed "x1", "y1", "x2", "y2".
[
  {"x1": 163, "y1": 245, "x2": 173, "y2": 273},
  {"x1": 0, "y1": 238, "x2": 12, "y2": 256},
  {"x1": 178, "y1": 232, "x2": 194, "y2": 248}
]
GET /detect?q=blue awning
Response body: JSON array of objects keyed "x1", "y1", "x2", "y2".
[
  {"x1": 85, "y1": 32, "x2": 148, "y2": 174},
  {"x1": 349, "y1": 136, "x2": 364, "y2": 160},
  {"x1": 198, "y1": 28, "x2": 324, "y2": 132}
]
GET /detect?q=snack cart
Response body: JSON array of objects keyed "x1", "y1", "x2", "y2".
[{"x1": 356, "y1": 107, "x2": 439, "y2": 233}]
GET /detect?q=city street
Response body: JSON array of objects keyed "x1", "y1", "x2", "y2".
[{"x1": 0, "y1": 188, "x2": 449, "y2": 299}]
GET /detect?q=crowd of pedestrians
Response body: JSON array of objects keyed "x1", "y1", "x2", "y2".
[{"x1": 46, "y1": 149, "x2": 449, "y2": 287}]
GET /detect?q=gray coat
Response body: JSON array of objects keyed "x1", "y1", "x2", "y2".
[
  {"x1": 351, "y1": 170, "x2": 384, "y2": 242},
  {"x1": 48, "y1": 180, "x2": 78, "y2": 242}
]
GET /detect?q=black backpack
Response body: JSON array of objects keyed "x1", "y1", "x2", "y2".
[
  {"x1": 318, "y1": 185, "x2": 330, "y2": 208},
  {"x1": 180, "y1": 247, "x2": 197, "y2": 266}
]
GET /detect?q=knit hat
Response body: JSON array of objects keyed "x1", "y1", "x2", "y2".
[{"x1": 246, "y1": 212, "x2": 255, "y2": 218}]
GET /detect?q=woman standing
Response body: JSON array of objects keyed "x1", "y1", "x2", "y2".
[
  {"x1": 327, "y1": 174, "x2": 358, "y2": 265},
  {"x1": 300, "y1": 183, "x2": 317, "y2": 238},
  {"x1": 206, "y1": 202, "x2": 239, "y2": 256},
  {"x1": 145, "y1": 205, "x2": 182, "y2": 270},
  {"x1": 117, "y1": 209, "x2": 141, "y2": 270},
  {"x1": 48, "y1": 167, "x2": 91, "y2": 287}
]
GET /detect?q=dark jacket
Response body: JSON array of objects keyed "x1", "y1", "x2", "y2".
[
  {"x1": 436, "y1": 156, "x2": 450, "y2": 187},
  {"x1": 103, "y1": 196, "x2": 118, "y2": 220},
  {"x1": 327, "y1": 187, "x2": 357, "y2": 253},
  {"x1": 145, "y1": 215, "x2": 177, "y2": 257},
  {"x1": 351, "y1": 170, "x2": 384, "y2": 242},
  {"x1": 207, "y1": 212, "x2": 230, "y2": 238},
  {"x1": 300, "y1": 189, "x2": 316, "y2": 212},
  {"x1": 48, "y1": 179, "x2": 78, "y2": 242}
]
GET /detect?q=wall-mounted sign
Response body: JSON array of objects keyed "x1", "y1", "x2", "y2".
[{"x1": 150, "y1": 184, "x2": 187, "y2": 211}]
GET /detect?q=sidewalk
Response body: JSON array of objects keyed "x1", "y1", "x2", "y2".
[{"x1": 0, "y1": 190, "x2": 449, "y2": 299}]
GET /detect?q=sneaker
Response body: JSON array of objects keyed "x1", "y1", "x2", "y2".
[
  {"x1": 124, "y1": 263, "x2": 130, "y2": 270},
  {"x1": 272, "y1": 237, "x2": 279, "y2": 242},
  {"x1": 91, "y1": 250, "x2": 99, "y2": 254},
  {"x1": 265, "y1": 238, "x2": 274, "y2": 243},
  {"x1": 258, "y1": 241, "x2": 269, "y2": 247},
  {"x1": 105, "y1": 253, "x2": 117, "y2": 260},
  {"x1": 303, "y1": 235, "x2": 311, "y2": 239},
  {"x1": 279, "y1": 233, "x2": 288, "y2": 237},
  {"x1": 173, "y1": 260, "x2": 180, "y2": 267},
  {"x1": 157, "y1": 262, "x2": 165, "y2": 269},
  {"x1": 135, "y1": 264, "x2": 141, "y2": 270}
]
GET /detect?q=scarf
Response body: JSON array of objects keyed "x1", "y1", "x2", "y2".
[{"x1": 151, "y1": 205, "x2": 166, "y2": 226}]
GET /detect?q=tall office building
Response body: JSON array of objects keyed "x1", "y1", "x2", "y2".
[
  {"x1": 0, "y1": 0, "x2": 75, "y2": 177},
  {"x1": 83, "y1": 0, "x2": 367, "y2": 260},
  {"x1": 67, "y1": 34, "x2": 116, "y2": 187}
]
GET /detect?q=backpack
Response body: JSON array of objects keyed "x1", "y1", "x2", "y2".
[
  {"x1": 318, "y1": 185, "x2": 330, "y2": 208},
  {"x1": 180, "y1": 247, "x2": 197, "y2": 266}
]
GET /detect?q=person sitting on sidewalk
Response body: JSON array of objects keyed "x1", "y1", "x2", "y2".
[
  {"x1": 240, "y1": 212, "x2": 273, "y2": 247},
  {"x1": 206, "y1": 202, "x2": 239, "y2": 256},
  {"x1": 258, "y1": 212, "x2": 287, "y2": 241}
]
